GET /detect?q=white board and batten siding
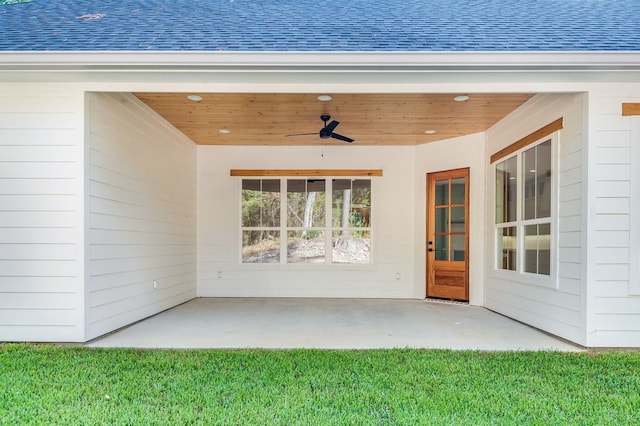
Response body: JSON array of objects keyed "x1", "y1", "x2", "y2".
[
  {"x1": 86, "y1": 93, "x2": 197, "y2": 340},
  {"x1": 485, "y1": 93, "x2": 587, "y2": 345},
  {"x1": 198, "y1": 145, "x2": 418, "y2": 299},
  {"x1": 588, "y1": 87, "x2": 640, "y2": 347},
  {"x1": 0, "y1": 87, "x2": 85, "y2": 342}
]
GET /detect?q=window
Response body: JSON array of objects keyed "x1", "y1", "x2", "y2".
[
  {"x1": 495, "y1": 138, "x2": 553, "y2": 276},
  {"x1": 241, "y1": 178, "x2": 372, "y2": 265}
]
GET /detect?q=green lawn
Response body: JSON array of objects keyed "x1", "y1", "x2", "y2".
[{"x1": 1, "y1": 344, "x2": 639, "y2": 425}]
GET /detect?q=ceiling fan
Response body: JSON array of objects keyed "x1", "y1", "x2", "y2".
[{"x1": 286, "y1": 114, "x2": 354, "y2": 143}]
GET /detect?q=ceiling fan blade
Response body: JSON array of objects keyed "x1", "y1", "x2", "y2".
[
  {"x1": 331, "y1": 133, "x2": 354, "y2": 143},
  {"x1": 285, "y1": 132, "x2": 318, "y2": 137},
  {"x1": 325, "y1": 120, "x2": 339, "y2": 133}
]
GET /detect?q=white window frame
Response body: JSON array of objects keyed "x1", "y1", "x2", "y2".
[
  {"x1": 493, "y1": 134, "x2": 558, "y2": 287},
  {"x1": 630, "y1": 116, "x2": 640, "y2": 295},
  {"x1": 238, "y1": 176, "x2": 374, "y2": 267}
]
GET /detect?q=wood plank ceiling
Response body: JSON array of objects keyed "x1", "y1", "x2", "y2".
[{"x1": 134, "y1": 93, "x2": 534, "y2": 146}]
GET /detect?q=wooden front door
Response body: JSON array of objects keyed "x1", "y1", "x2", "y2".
[{"x1": 427, "y1": 168, "x2": 469, "y2": 301}]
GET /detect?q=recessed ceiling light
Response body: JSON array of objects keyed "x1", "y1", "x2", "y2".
[
  {"x1": 187, "y1": 95, "x2": 203, "y2": 102},
  {"x1": 317, "y1": 95, "x2": 332, "y2": 102},
  {"x1": 424, "y1": 130, "x2": 437, "y2": 135},
  {"x1": 219, "y1": 129, "x2": 231, "y2": 134},
  {"x1": 454, "y1": 95, "x2": 470, "y2": 102}
]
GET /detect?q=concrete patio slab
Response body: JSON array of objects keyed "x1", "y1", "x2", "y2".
[{"x1": 87, "y1": 298, "x2": 582, "y2": 351}]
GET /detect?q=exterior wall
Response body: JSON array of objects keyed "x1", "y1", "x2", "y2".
[
  {"x1": 485, "y1": 93, "x2": 587, "y2": 345},
  {"x1": 0, "y1": 86, "x2": 86, "y2": 342},
  {"x1": 415, "y1": 133, "x2": 486, "y2": 305},
  {"x1": 197, "y1": 145, "x2": 417, "y2": 298},
  {"x1": 587, "y1": 85, "x2": 640, "y2": 347},
  {"x1": 86, "y1": 93, "x2": 197, "y2": 340}
]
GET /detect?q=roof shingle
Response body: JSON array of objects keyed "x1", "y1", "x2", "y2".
[{"x1": 1, "y1": 0, "x2": 639, "y2": 51}]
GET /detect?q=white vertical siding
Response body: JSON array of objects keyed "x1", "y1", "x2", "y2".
[
  {"x1": 485, "y1": 93, "x2": 586, "y2": 345},
  {"x1": 0, "y1": 87, "x2": 85, "y2": 342},
  {"x1": 588, "y1": 86, "x2": 640, "y2": 347},
  {"x1": 197, "y1": 145, "x2": 417, "y2": 298},
  {"x1": 86, "y1": 93, "x2": 197, "y2": 340}
]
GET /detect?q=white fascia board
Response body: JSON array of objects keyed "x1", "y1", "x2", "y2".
[{"x1": 1, "y1": 51, "x2": 640, "y2": 71}]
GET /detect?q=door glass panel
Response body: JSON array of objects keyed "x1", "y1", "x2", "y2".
[
  {"x1": 450, "y1": 206, "x2": 465, "y2": 233},
  {"x1": 435, "y1": 234, "x2": 448, "y2": 260},
  {"x1": 451, "y1": 178, "x2": 465, "y2": 204},
  {"x1": 450, "y1": 234, "x2": 465, "y2": 261},
  {"x1": 435, "y1": 207, "x2": 448, "y2": 233},
  {"x1": 435, "y1": 180, "x2": 448, "y2": 206}
]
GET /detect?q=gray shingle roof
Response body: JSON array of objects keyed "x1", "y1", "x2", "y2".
[{"x1": 1, "y1": 0, "x2": 639, "y2": 52}]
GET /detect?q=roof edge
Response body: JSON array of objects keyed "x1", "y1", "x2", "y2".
[{"x1": 1, "y1": 51, "x2": 640, "y2": 71}]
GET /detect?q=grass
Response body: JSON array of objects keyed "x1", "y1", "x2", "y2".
[{"x1": 1, "y1": 344, "x2": 639, "y2": 425}]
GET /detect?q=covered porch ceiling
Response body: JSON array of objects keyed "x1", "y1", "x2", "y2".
[{"x1": 134, "y1": 92, "x2": 534, "y2": 146}]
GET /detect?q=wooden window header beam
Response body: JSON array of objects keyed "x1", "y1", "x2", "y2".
[
  {"x1": 622, "y1": 103, "x2": 640, "y2": 116},
  {"x1": 230, "y1": 169, "x2": 383, "y2": 177},
  {"x1": 490, "y1": 117, "x2": 563, "y2": 164}
]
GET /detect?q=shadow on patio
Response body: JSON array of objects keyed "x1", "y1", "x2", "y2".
[{"x1": 87, "y1": 298, "x2": 581, "y2": 351}]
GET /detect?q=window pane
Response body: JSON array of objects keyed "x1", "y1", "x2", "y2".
[
  {"x1": 242, "y1": 230, "x2": 280, "y2": 263},
  {"x1": 332, "y1": 179, "x2": 349, "y2": 227},
  {"x1": 332, "y1": 231, "x2": 370, "y2": 264},
  {"x1": 525, "y1": 223, "x2": 551, "y2": 275},
  {"x1": 332, "y1": 179, "x2": 371, "y2": 228},
  {"x1": 496, "y1": 156, "x2": 517, "y2": 223},
  {"x1": 523, "y1": 140, "x2": 552, "y2": 220},
  {"x1": 538, "y1": 223, "x2": 551, "y2": 275},
  {"x1": 351, "y1": 180, "x2": 371, "y2": 227},
  {"x1": 450, "y1": 234, "x2": 465, "y2": 261},
  {"x1": 287, "y1": 179, "x2": 306, "y2": 227},
  {"x1": 287, "y1": 231, "x2": 325, "y2": 264},
  {"x1": 435, "y1": 234, "x2": 448, "y2": 260},
  {"x1": 523, "y1": 147, "x2": 536, "y2": 220},
  {"x1": 451, "y1": 178, "x2": 465, "y2": 204},
  {"x1": 435, "y1": 207, "x2": 448, "y2": 233},
  {"x1": 242, "y1": 179, "x2": 280, "y2": 227},
  {"x1": 287, "y1": 179, "x2": 325, "y2": 228},
  {"x1": 497, "y1": 227, "x2": 516, "y2": 270},
  {"x1": 524, "y1": 224, "x2": 538, "y2": 273},
  {"x1": 435, "y1": 180, "x2": 448, "y2": 206},
  {"x1": 536, "y1": 141, "x2": 552, "y2": 218}
]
